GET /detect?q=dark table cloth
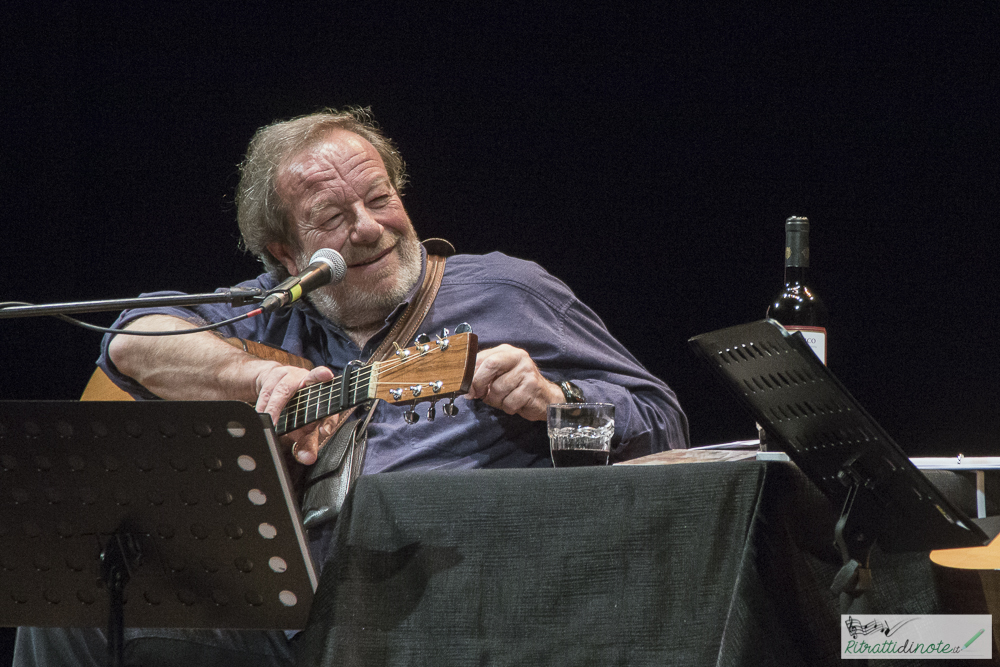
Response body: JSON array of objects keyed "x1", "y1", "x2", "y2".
[{"x1": 295, "y1": 462, "x2": 991, "y2": 666}]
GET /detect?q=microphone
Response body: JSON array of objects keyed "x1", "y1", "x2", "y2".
[{"x1": 260, "y1": 248, "x2": 347, "y2": 313}]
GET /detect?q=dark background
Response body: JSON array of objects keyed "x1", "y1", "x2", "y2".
[
  {"x1": 2, "y1": 0, "x2": 999, "y2": 660},
  {"x1": 4, "y1": 2, "x2": 999, "y2": 450}
]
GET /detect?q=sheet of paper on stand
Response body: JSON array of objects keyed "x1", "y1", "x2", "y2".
[
  {"x1": 616, "y1": 440, "x2": 790, "y2": 465},
  {"x1": 690, "y1": 440, "x2": 761, "y2": 450},
  {"x1": 616, "y1": 449, "x2": 759, "y2": 465}
]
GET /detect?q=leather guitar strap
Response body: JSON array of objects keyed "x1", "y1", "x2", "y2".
[{"x1": 346, "y1": 238, "x2": 454, "y2": 483}]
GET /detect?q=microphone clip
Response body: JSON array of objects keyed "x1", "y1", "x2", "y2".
[{"x1": 225, "y1": 287, "x2": 266, "y2": 307}]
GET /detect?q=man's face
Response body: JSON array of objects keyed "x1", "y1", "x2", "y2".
[{"x1": 269, "y1": 129, "x2": 421, "y2": 329}]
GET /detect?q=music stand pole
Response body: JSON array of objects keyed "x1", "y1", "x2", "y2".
[{"x1": 100, "y1": 531, "x2": 143, "y2": 667}]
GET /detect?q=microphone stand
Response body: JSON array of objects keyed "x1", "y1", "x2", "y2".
[{"x1": 0, "y1": 287, "x2": 265, "y2": 319}]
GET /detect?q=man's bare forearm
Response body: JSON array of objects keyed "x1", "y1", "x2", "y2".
[{"x1": 107, "y1": 315, "x2": 281, "y2": 402}]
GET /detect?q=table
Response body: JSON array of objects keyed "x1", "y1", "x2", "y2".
[{"x1": 294, "y1": 461, "x2": 992, "y2": 666}]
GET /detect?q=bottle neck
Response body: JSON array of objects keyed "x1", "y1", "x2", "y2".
[
  {"x1": 783, "y1": 264, "x2": 809, "y2": 286},
  {"x1": 784, "y1": 225, "x2": 810, "y2": 286}
]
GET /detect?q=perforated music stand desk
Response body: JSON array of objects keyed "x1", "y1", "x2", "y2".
[
  {"x1": 689, "y1": 319, "x2": 1000, "y2": 561},
  {"x1": 0, "y1": 400, "x2": 316, "y2": 630}
]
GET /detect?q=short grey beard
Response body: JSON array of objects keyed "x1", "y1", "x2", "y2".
[{"x1": 305, "y1": 233, "x2": 422, "y2": 332}]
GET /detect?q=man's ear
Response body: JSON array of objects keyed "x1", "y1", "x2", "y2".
[{"x1": 267, "y1": 241, "x2": 300, "y2": 276}]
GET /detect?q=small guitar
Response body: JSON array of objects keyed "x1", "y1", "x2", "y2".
[{"x1": 82, "y1": 331, "x2": 479, "y2": 434}]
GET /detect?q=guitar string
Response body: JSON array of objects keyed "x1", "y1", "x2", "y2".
[
  {"x1": 281, "y1": 364, "x2": 400, "y2": 432},
  {"x1": 282, "y1": 345, "x2": 448, "y2": 429},
  {"x1": 279, "y1": 342, "x2": 459, "y2": 431},
  {"x1": 288, "y1": 349, "x2": 428, "y2": 419},
  {"x1": 281, "y1": 335, "x2": 470, "y2": 428},
  {"x1": 280, "y1": 352, "x2": 409, "y2": 430}
]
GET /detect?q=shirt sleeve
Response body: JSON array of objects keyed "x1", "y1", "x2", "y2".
[
  {"x1": 548, "y1": 297, "x2": 691, "y2": 458},
  {"x1": 452, "y1": 255, "x2": 690, "y2": 457}
]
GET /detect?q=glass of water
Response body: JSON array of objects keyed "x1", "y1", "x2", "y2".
[{"x1": 547, "y1": 403, "x2": 615, "y2": 467}]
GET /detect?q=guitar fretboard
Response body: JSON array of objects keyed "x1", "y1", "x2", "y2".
[{"x1": 274, "y1": 365, "x2": 375, "y2": 435}]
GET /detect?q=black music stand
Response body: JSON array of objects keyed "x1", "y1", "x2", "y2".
[
  {"x1": 0, "y1": 400, "x2": 316, "y2": 666},
  {"x1": 689, "y1": 320, "x2": 1000, "y2": 606}
]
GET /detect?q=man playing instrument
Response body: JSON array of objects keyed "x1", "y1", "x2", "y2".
[{"x1": 15, "y1": 108, "x2": 688, "y2": 667}]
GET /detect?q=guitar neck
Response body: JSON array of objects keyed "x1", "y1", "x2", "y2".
[
  {"x1": 271, "y1": 330, "x2": 477, "y2": 435},
  {"x1": 274, "y1": 363, "x2": 376, "y2": 435}
]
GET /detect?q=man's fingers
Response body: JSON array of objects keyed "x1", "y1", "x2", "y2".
[
  {"x1": 290, "y1": 424, "x2": 321, "y2": 465},
  {"x1": 469, "y1": 345, "x2": 561, "y2": 421},
  {"x1": 284, "y1": 411, "x2": 351, "y2": 466},
  {"x1": 468, "y1": 345, "x2": 518, "y2": 399},
  {"x1": 255, "y1": 365, "x2": 335, "y2": 425},
  {"x1": 304, "y1": 366, "x2": 336, "y2": 384}
]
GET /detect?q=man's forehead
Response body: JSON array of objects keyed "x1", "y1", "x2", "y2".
[
  {"x1": 292, "y1": 128, "x2": 381, "y2": 171},
  {"x1": 277, "y1": 129, "x2": 387, "y2": 197}
]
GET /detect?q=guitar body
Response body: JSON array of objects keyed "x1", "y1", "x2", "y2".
[
  {"x1": 81, "y1": 367, "x2": 135, "y2": 401},
  {"x1": 931, "y1": 537, "x2": 1000, "y2": 658},
  {"x1": 931, "y1": 540, "x2": 1000, "y2": 570}
]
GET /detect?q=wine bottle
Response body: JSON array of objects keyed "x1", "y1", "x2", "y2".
[
  {"x1": 767, "y1": 216, "x2": 828, "y2": 364},
  {"x1": 757, "y1": 216, "x2": 828, "y2": 451}
]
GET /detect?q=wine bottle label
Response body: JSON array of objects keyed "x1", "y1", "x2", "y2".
[{"x1": 784, "y1": 325, "x2": 826, "y2": 365}]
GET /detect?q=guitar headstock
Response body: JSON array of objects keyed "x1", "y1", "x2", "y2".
[{"x1": 372, "y1": 328, "x2": 478, "y2": 422}]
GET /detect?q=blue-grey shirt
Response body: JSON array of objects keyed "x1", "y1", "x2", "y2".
[{"x1": 98, "y1": 250, "x2": 689, "y2": 471}]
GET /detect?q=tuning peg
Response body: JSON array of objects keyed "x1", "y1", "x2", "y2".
[
  {"x1": 426, "y1": 401, "x2": 436, "y2": 422},
  {"x1": 440, "y1": 328, "x2": 450, "y2": 338},
  {"x1": 412, "y1": 332, "x2": 431, "y2": 353},
  {"x1": 443, "y1": 397, "x2": 459, "y2": 417},
  {"x1": 454, "y1": 323, "x2": 473, "y2": 334},
  {"x1": 404, "y1": 407, "x2": 419, "y2": 424}
]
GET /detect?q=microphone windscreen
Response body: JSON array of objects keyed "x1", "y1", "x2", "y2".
[{"x1": 309, "y1": 248, "x2": 347, "y2": 284}]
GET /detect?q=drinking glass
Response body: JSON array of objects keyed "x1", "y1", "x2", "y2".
[{"x1": 547, "y1": 403, "x2": 615, "y2": 467}]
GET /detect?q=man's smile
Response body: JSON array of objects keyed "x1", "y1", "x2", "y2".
[{"x1": 347, "y1": 244, "x2": 395, "y2": 269}]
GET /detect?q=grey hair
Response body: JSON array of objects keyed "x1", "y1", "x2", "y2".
[{"x1": 236, "y1": 107, "x2": 408, "y2": 276}]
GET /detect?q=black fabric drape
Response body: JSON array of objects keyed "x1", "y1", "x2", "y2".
[{"x1": 295, "y1": 462, "x2": 989, "y2": 666}]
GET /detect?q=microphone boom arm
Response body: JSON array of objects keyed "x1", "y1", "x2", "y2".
[{"x1": 0, "y1": 287, "x2": 265, "y2": 320}]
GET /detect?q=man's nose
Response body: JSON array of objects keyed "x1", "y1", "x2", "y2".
[{"x1": 350, "y1": 207, "x2": 383, "y2": 244}]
